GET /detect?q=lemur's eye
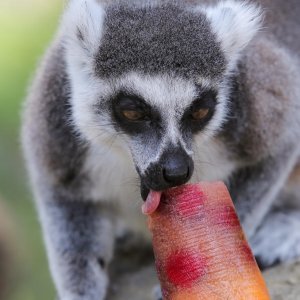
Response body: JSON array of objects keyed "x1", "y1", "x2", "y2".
[
  {"x1": 181, "y1": 89, "x2": 217, "y2": 133},
  {"x1": 122, "y1": 110, "x2": 145, "y2": 121},
  {"x1": 191, "y1": 108, "x2": 210, "y2": 120},
  {"x1": 112, "y1": 91, "x2": 161, "y2": 134}
]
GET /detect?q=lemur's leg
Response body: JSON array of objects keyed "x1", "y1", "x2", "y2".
[
  {"x1": 37, "y1": 189, "x2": 115, "y2": 300},
  {"x1": 250, "y1": 207, "x2": 300, "y2": 268},
  {"x1": 228, "y1": 144, "x2": 300, "y2": 239}
]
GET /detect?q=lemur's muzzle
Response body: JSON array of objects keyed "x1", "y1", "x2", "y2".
[
  {"x1": 140, "y1": 146, "x2": 194, "y2": 203},
  {"x1": 163, "y1": 150, "x2": 192, "y2": 185}
]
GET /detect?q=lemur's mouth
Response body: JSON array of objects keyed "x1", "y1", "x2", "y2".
[
  {"x1": 141, "y1": 183, "x2": 162, "y2": 215},
  {"x1": 142, "y1": 190, "x2": 162, "y2": 215},
  {"x1": 141, "y1": 184, "x2": 150, "y2": 202}
]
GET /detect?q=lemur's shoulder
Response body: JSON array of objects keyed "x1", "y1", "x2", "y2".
[
  {"x1": 222, "y1": 35, "x2": 300, "y2": 162},
  {"x1": 258, "y1": 0, "x2": 300, "y2": 54},
  {"x1": 22, "y1": 38, "x2": 88, "y2": 189}
]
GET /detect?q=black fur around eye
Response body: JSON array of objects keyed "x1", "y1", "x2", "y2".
[
  {"x1": 181, "y1": 89, "x2": 217, "y2": 133},
  {"x1": 113, "y1": 92, "x2": 150, "y2": 120},
  {"x1": 111, "y1": 91, "x2": 161, "y2": 135}
]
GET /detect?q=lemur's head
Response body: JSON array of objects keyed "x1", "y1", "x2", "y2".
[{"x1": 63, "y1": 0, "x2": 261, "y2": 203}]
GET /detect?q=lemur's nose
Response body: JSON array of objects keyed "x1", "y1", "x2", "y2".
[
  {"x1": 162, "y1": 151, "x2": 193, "y2": 186},
  {"x1": 140, "y1": 146, "x2": 194, "y2": 194},
  {"x1": 163, "y1": 160, "x2": 189, "y2": 183}
]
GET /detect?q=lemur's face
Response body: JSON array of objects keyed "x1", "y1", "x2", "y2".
[
  {"x1": 64, "y1": 0, "x2": 261, "y2": 200},
  {"x1": 106, "y1": 74, "x2": 223, "y2": 200}
]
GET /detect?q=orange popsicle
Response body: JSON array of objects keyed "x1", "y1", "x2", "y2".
[{"x1": 147, "y1": 182, "x2": 270, "y2": 300}]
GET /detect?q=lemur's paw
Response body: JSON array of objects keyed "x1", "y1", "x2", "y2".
[
  {"x1": 250, "y1": 210, "x2": 300, "y2": 269},
  {"x1": 152, "y1": 284, "x2": 162, "y2": 300}
]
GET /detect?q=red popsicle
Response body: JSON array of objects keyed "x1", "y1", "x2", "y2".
[{"x1": 145, "y1": 182, "x2": 270, "y2": 300}]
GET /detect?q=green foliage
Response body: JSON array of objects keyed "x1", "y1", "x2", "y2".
[{"x1": 0, "y1": 2, "x2": 62, "y2": 299}]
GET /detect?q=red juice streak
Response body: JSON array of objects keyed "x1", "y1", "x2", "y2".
[
  {"x1": 164, "y1": 185, "x2": 206, "y2": 217},
  {"x1": 165, "y1": 250, "x2": 208, "y2": 288},
  {"x1": 241, "y1": 243, "x2": 256, "y2": 263},
  {"x1": 210, "y1": 205, "x2": 240, "y2": 227}
]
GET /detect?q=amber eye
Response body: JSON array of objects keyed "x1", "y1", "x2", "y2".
[
  {"x1": 191, "y1": 108, "x2": 210, "y2": 120},
  {"x1": 122, "y1": 110, "x2": 145, "y2": 121}
]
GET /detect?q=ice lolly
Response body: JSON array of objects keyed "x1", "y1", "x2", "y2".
[{"x1": 146, "y1": 182, "x2": 270, "y2": 300}]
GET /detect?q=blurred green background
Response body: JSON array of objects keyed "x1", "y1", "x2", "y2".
[{"x1": 0, "y1": 1, "x2": 64, "y2": 299}]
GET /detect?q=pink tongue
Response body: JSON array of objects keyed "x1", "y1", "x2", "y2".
[{"x1": 142, "y1": 190, "x2": 162, "y2": 215}]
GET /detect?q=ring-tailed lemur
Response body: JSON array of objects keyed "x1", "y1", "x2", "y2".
[{"x1": 22, "y1": 0, "x2": 300, "y2": 299}]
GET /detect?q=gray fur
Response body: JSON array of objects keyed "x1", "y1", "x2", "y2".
[
  {"x1": 258, "y1": 0, "x2": 300, "y2": 53},
  {"x1": 22, "y1": 41, "x2": 89, "y2": 192},
  {"x1": 95, "y1": 3, "x2": 226, "y2": 79},
  {"x1": 251, "y1": 208, "x2": 300, "y2": 267},
  {"x1": 21, "y1": 1, "x2": 300, "y2": 299},
  {"x1": 228, "y1": 143, "x2": 300, "y2": 237},
  {"x1": 38, "y1": 195, "x2": 115, "y2": 300},
  {"x1": 222, "y1": 36, "x2": 300, "y2": 161}
]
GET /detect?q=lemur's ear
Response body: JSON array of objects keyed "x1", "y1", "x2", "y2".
[
  {"x1": 62, "y1": 0, "x2": 105, "y2": 63},
  {"x1": 204, "y1": 1, "x2": 262, "y2": 66}
]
